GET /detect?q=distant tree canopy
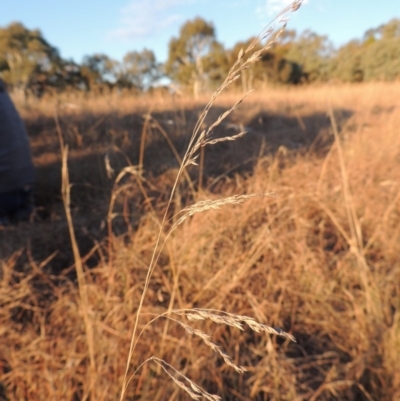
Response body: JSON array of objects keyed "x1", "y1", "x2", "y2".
[
  {"x1": 164, "y1": 17, "x2": 222, "y2": 97},
  {"x1": 0, "y1": 23, "x2": 162, "y2": 96},
  {"x1": 225, "y1": 37, "x2": 302, "y2": 91},
  {"x1": 81, "y1": 53, "x2": 118, "y2": 92},
  {"x1": 119, "y1": 49, "x2": 161, "y2": 90},
  {"x1": 0, "y1": 22, "x2": 60, "y2": 92},
  {"x1": 330, "y1": 18, "x2": 400, "y2": 82},
  {"x1": 0, "y1": 18, "x2": 399, "y2": 96},
  {"x1": 279, "y1": 29, "x2": 333, "y2": 82}
]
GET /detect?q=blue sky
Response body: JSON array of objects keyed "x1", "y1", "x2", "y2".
[{"x1": 1, "y1": 0, "x2": 399, "y2": 64}]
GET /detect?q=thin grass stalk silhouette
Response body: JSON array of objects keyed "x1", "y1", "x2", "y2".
[
  {"x1": 119, "y1": 1, "x2": 303, "y2": 399},
  {"x1": 55, "y1": 108, "x2": 97, "y2": 398}
]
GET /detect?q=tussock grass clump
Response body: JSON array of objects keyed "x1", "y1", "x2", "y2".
[
  {"x1": 1, "y1": 3, "x2": 400, "y2": 401},
  {"x1": 1, "y1": 81, "x2": 400, "y2": 401},
  {"x1": 120, "y1": 3, "x2": 304, "y2": 399}
]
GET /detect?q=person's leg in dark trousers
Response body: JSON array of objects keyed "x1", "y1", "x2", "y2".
[{"x1": 0, "y1": 187, "x2": 33, "y2": 225}]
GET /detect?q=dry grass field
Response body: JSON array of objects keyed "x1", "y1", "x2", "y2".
[{"x1": 0, "y1": 82, "x2": 399, "y2": 401}]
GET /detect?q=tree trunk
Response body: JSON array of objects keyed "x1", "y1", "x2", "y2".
[
  {"x1": 193, "y1": 78, "x2": 200, "y2": 99},
  {"x1": 193, "y1": 54, "x2": 204, "y2": 99}
]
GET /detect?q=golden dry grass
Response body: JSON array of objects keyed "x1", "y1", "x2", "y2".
[{"x1": 0, "y1": 81, "x2": 400, "y2": 401}]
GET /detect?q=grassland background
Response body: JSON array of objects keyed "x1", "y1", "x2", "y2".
[{"x1": 0, "y1": 82, "x2": 399, "y2": 401}]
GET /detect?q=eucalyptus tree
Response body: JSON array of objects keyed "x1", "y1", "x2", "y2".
[
  {"x1": 165, "y1": 17, "x2": 223, "y2": 97},
  {"x1": 81, "y1": 53, "x2": 119, "y2": 92},
  {"x1": 0, "y1": 22, "x2": 60, "y2": 92},
  {"x1": 119, "y1": 48, "x2": 161, "y2": 91}
]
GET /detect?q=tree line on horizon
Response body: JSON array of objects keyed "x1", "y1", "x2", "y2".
[{"x1": 0, "y1": 17, "x2": 399, "y2": 98}]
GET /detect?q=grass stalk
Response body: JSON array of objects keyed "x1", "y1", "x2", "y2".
[
  {"x1": 61, "y1": 146, "x2": 96, "y2": 390},
  {"x1": 119, "y1": 2, "x2": 304, "y2": 399}
]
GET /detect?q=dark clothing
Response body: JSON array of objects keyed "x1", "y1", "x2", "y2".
[
  {"x1": 0, "y1": 82, "x2": 34, "y2": 194},
  {"x1": 0, "y1": 187, "x2": 33, "y2": 221},
  {"x1": 0, "y1": 79, "x2": 34, "y2": 223}
]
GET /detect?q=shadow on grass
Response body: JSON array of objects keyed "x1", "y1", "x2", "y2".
[{"x1": 0, "y1": 105, "x2": 353, "y2": 276}]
